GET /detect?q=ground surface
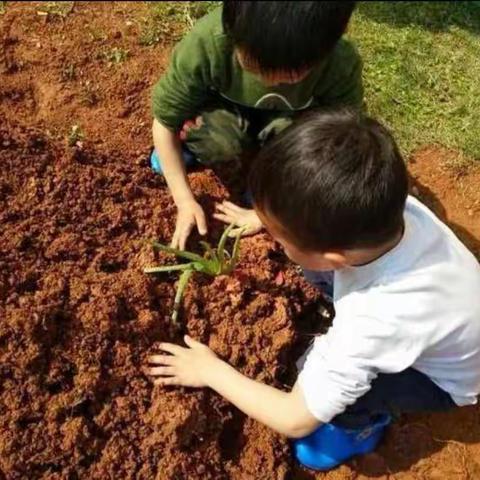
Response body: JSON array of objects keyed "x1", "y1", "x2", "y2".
[{"x1": 1, "y1": 2, "x2": 479, "y2": 479}]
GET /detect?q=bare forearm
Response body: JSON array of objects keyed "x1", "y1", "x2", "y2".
[
  {"x1": 152, "y1": 119, "x2": 194, "y2": 205},
  {"x1": 205, "y1": 359, "x2": 319, "y2": 438}
]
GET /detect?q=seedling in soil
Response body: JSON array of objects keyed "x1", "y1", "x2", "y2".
[
  {"x1": 67, "y1": 125, "x2": 84, "y2": 147},
  {"x1": 102, "y1": 48, "x2": 130, "y2": 66},
  {"x1": 144, "y1": 224, "x2": 243, "y2": 327}
]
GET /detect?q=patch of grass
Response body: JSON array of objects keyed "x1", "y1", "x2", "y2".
[
  {"x1": 139, "y1": 1, "x2": 218, "y2": 46},
  {"x1": 37, "y1": 1, "x2": 74, "y2": 18},
  {"x1": 351, "y1": 2, "x2": 480, "y2": 160},
  {"x1": 0, "y1": 1, "x2": 6, "y2": 15}
]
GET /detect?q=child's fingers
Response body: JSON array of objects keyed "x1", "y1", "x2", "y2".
[
  {"x1": 213, "y1": 212, "x2": 233, "y2": 224},
  {"x1": 184, "y1": 334, "x2": 203, "y2": 348},
  {"x1": 170, "y1": 229, "x2": 180, "y2": 249},
  {"x1": 149, "y1": 354, "x2": 176, "y2": 365},
  {"x1": 222, "y1": 201, "x2": 243, "y2": 212},
  {"x1": 195, "y1": 211, "x2": 207, "y2": 236},
  {"x1": 178, "y1": 225, "x2": 192, "y2": 250},
  {"x1": 216, "y1": 202, "x2": 239, "y2": 216},
  {"x1": 148, "y1": 366, "x2": 176, "y2": 376}
]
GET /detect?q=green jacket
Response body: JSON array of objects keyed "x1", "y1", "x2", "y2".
[{"x1": 152, "y1": 7, "x2": 363, "y2": 131}]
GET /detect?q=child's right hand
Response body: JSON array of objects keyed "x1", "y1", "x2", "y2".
[{"x1": 171, "y1": 198, "x2": 207, "y2": 250}]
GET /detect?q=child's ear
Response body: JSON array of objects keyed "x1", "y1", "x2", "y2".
[{"x1": 323, "y1": 251, "x2": 348, "y2": 268}]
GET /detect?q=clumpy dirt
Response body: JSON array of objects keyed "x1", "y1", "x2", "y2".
[
  {"x1": 0, "y1": 121, "x2": 322, "y2": 479},
  {"x1": 1, "y1": 3, "x2": 480, "y2": 480}
]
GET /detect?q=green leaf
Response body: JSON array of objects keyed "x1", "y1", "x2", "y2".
[
  {"x1": 151, "y1": 241, "x2": 205, "y2": 263},
  {"x1": 217, "y1": 224, "x2": 234, "y2": 269},
  {"x1": 229, "y1": 229, "x2": 243, "y2": 270},
  {"x1": 191, "y1": 260, "x2": 210, "y2": 272},
  {"x1": 144, "y1": 263, "x2": 193, "y2": 274},
  {"x1": 171, "y1": 268, "x2": 193, "y2": 326}
]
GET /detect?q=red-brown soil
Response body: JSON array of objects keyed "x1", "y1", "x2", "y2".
[{"x1": 1, "y1": 3, "x2": 479, "y2": 479}]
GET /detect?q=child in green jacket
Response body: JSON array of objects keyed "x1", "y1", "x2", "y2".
[{"x1": 151, "y1": 1, "x2": 363, "y2": 249}]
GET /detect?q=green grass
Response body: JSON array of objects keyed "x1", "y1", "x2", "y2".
[
  {"x1": 142, "y1": 1, "x2": 480, "y2": 160},
  {"x1": 36, "y1": 1, "x2": 75, "y2": 18},
  {"x1": 139, "y1": 1, "x2": 218, "y2": 46},
  {"x1": 352, "y1": 2, "x2": 480, "y2": 160}
]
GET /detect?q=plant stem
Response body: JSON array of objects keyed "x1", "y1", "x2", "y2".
[
  {"x1": 171, "y1": 268, "x2": 193, "y2": 327},
  {"x1": 217, "y1": 223, "x2": 234, "y2": 272},
  {"x1": 228, "y1": 229, "x2": 243, "y2": 273}
]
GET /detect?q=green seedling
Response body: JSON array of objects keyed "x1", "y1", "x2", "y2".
[
  {"x1": 144, "y1": 224, "x2": 243, "y2": 326},
  {"x1": 103, "y1": 48, "x2": 129, "y2": 65},
  {"x1": 67, "y1": 125, "x2": 84, "y2": 147}
]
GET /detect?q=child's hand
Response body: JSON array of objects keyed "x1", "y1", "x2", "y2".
[
  {"x1": 179, "y1": 116, "x2": 203, "y2": 141},
  {"x1": 172, "y1": 199, "x2": 207, "y2": 250},
  {"x1": 147, "y1": 336, "x2": 219, "y2": 388},
  {"x1": 214, "y1": 201, "x2": 263, "y2": 237}
]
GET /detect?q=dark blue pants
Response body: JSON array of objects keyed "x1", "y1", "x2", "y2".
[
  {"x1": 333, "y1": 368, "x2": 456, "y2": 428},
  {"x1": 303, "y1": 269, "x2": 456, "y2": 428}
]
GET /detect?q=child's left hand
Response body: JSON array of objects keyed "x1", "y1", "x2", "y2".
[
  {"x1": 147, "y1": 335, "x2": 219, "y2": 388},
  {"x1": 214, "y1": 201, "x2": 263, "y2": 237}
]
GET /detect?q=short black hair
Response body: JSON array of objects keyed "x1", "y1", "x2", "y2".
[
  {"x1": 222, "y1": 1, "x2": 355, "y2": 73},
  {"x1": 249, "y1": 110, "x2": 409, "y2": 252}
]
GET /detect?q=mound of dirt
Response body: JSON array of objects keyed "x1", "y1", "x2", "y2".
[{"x1": 0, "y1": 123, "x2": 322, "y2": 479}]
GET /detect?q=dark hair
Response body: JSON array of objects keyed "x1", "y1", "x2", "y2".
[
  {"x1": 249, "y1": 110, "x2": 409, "y2": 252},
  {"x1": 222, "y1": 1, "x2": 355, "y2": 73}
]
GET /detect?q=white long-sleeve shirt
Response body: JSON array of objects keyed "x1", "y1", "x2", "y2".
[{"x1": 298, "y1": 196, "x2": 480, "y2": 423}]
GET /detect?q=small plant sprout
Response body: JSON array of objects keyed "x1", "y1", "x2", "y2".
[
  {"x1": 103, "y1": 48, "x2": 129, "y2": 66},
  {"x1": 68, "y1": 125, "x2": 84, "y2": 147},
  {"x1": 144, "y1": 224, "x2": 243, "y2": 327},
  {"x1": 67, "y1": 125, "x2": 84, "y2": 147}
]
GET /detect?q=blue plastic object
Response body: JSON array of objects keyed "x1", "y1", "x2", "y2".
[
  {"x1": 150, "y1": 147, "x2": 198, "y2": 174},
  {"x1": 292, "y1": 414, "x2": 391, "y2": 471}
]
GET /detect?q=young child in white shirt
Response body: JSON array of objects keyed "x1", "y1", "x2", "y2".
[{"x1": 146, "y1": 109, "x2": 480, "y2": 471}]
